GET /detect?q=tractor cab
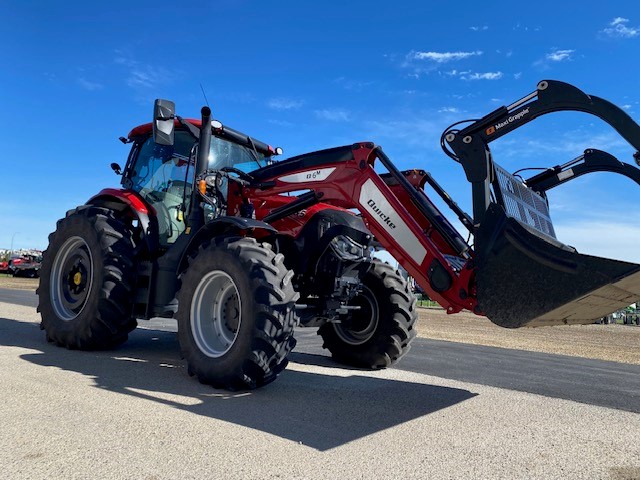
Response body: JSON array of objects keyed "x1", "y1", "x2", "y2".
[{"x1": 124, "y1": 113, "x2": 279, "y2": 246}]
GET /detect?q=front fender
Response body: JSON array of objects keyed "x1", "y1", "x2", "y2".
[
  {"x1": 86, "y1": 188, "x2": 160, "y2": 254},
  {"x1": 178, "y1": 217, "x2": 277, "y2": 273}
]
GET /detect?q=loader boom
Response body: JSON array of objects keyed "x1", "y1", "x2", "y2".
[{"x1": 246, "y1": 143, "x2": 478, "y2": 315}]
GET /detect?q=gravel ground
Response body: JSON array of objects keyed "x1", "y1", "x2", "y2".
[
  {"x1": 3, "y1": 276, "x2": 638, "y2": 365},
  {"x1": 418, "y1": 308, "x2": 640, "y2": 366},
  {"x1": 0, "y1": 276, "x2": 39, "y2": 290}
]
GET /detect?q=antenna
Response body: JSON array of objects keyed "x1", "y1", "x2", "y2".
[{"x1": 199, "y1": 83, "x2": 210, "y2": 107}]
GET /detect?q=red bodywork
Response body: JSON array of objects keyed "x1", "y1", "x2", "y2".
[
  {"x1": 121, "y1": 123, "x2": 478, "y2": 314},
  {"x1": 242, "y1": 142, "x2": 478, "y2": 315},
  {"x1": 88, "y1": 188, "x2": 151, "y2": 215}
]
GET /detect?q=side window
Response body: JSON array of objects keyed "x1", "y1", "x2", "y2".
[{"x1": 130, "y1": 132, "x2": 195, "y2": 245}]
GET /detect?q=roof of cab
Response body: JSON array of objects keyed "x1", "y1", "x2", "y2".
[{"x1": 127, "y1": 119, "x2": 277, "y2": 156}]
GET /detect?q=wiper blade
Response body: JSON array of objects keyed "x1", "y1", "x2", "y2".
[
  {"x1": 176, "y1": 116, "x2": 200, "y2": 140},
  {"x1": 246, "y1": 137, "x2": 263, "y2": 168}
]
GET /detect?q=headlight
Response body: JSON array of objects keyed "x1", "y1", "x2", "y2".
[{"x1": 329, "y1": 235, "x2": 367, "y2": 261}]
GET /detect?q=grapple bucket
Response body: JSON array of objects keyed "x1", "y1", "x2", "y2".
[
  {"x1": 475, "y1": 165, "x2": 640, "y2": 328},
  {"x1": 443, "y1": 79, "x2": 640, "y2": 328}
]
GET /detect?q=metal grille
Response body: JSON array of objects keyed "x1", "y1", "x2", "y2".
[{"x1": 493, "y1": 164, "x2": 556, "y2": 238}]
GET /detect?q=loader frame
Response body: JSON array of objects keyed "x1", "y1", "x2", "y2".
[{"x1": 243, "y1": 80, "x2": 640, "y2": 327}]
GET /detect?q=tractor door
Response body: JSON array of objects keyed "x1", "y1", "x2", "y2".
[{"x1": 128, "y1": 131, "x2": 195, "y2": 245}]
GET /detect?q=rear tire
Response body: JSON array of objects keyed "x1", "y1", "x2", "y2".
[
  {"x1": 318, "y1": 260, "x2": 417, "y2": 369},
  {"x1": 37, "y1": 207, "x2": 137, "y2": 349},
  {"x1": 176, "y1": 237, "x2": 299, "y2": 390}
]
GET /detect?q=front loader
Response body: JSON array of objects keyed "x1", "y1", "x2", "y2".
[
  {"x1": 37, "y1": 79, "x2": 640, "y2": 390},
  {"x1": 244, "y1": 79, "x2": 640, "y2": 330}
]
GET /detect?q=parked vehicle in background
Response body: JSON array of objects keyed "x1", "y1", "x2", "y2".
[
  {"x1": 598, "y1": 304, "x2": 639, "y2": 326},
  {"x1": 9, "y1": 254, "x2": 42, "y2": 278},
  {"x1": 623, "y1": 305, "x2": 639, "y2": 325}
]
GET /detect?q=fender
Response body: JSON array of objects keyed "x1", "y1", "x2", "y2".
[
  {"x1": 177, "y1": 217, "x2": 278, "y2": 273},
  {"x1": 86, "y1": 188, "x2": 160, "y2": 254}
]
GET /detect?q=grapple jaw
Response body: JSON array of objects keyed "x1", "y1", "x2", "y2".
[
  {"x1": 444, "y1": 79, "x2": 640, "y2": 327},
  {"x1": 475, "y1": 204, "x2": 640, "y2": 328}
]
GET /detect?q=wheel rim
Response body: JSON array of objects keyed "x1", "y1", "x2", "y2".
[
  {"x1": 334, "y1": 285, "x2": 379, "y2": 346},
  {"x1": 191, "y1": 270, "x2": 242, "y2": 358},
  {"x1": 50, "y1": 236, "x2": 94, "y2": 321}
]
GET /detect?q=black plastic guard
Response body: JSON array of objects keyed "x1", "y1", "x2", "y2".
[{"x1": 475, "y1": 203, "x2": 640, "y2": 327}]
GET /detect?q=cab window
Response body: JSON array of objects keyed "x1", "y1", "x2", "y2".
[{"x1": 130, "y1": 131, "x2": 195, "y2": 245}]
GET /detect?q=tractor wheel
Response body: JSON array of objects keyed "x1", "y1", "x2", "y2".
[
  {"x1": 37, "y1": 207, "x2": 137, "y2": 349},
  {"x1": 318, "y1": 260, "x2": 417, "y2": 369},
  {"x1": 176, "y1": 237, "x2": 299, "y2": 390}
]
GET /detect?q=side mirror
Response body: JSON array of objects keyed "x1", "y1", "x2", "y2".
[
  {"x1": 153, "y1": 99, "x2": 175, "y2": 146},
  {"x1": 110, "y1": 163, "x2": 122, "y2": 175}
]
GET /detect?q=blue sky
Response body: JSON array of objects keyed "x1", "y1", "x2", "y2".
[{"x1": 2, "y1": 1, "x2": 639, "y2": 262}]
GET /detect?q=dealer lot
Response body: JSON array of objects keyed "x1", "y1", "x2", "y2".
[{"x1": 1, "y1": 301, "x2": 639, "y2": 479}]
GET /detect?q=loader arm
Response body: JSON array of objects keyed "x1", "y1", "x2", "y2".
[
  {"x1": 246, "y1": 143, "x2": 479, "y2": 315},
  {"x1": 445, "y1": 79, "x2": 640, "y2": 224}
]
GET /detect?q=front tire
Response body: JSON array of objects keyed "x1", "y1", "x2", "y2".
[
  {"x1": 318, "y1": 260, "x2": 417, "y2": 369},
  {"x1": 176, "y1": 237, "x2": 299, "y2": 390},
  {"x1": 37, "y1": 207, "x2": 137, "y2": 349}
]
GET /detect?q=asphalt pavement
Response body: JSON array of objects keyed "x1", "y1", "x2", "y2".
[{"x1": 6, "y1": 287, "x2": 639, "y2": 412}]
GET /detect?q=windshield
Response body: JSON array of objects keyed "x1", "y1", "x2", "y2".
[{"x1": 208, "y1": 136, "x2": 270, "y2": 172}]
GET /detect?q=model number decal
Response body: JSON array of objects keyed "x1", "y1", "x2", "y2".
[
  {"x1": 359, "y1": 179, "x2": 427, "y2": 265},
  {"x1": 278, "y1": 167, "x2": 336, "y2": 183}
]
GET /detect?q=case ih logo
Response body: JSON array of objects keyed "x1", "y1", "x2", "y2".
[
  {"x1": 485, "y1": 107, "x2": 530, "y2": 136},
  {"x1": 367, "y1": 199, "x2": 397, "y2": 229}
]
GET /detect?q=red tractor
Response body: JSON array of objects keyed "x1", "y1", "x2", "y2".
[{"x1": 38, "y1": 80, "x2": 640, "y2": 389}]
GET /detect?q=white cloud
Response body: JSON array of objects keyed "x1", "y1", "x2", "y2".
[
  {"x1": 126, "y1": 66, "x2": 171, "y2": 89},
  {"x1": 464, "y1": 71, "x2": 503, "y2": 81},
  {"x1": 470, "y1": 25, "x2": 488, "y2": 31},
  {"x1": 442, "y1": 70, "x2": 503, "y2": 81},
  {"x1": 114, "y1": 51, "x2": 172, "y2": 90},
  {"x1": 77, "y1": 78, "x2": 103, "y2": 91},
  {"x1": 546, "y1": 49, "x2": 575, "y2": 62},
  {"x1": 410, "y1": 50, "x2": 483, "y2": 63},
  {"x1": 514, "y1": 72, "x2": 523, "y2": 80},
  {"x1": 534, "y1": 49, "x2": 575, "y2": 69},
  {"x1": 622, "y1": 104, "x2": 633, "y2": 111},
  {"x1": 601, "y1": 17, "x2": 640, "y2": 38},
  {"x1": 438, "y1": 107, "x2": 460, "y2": 113},
  {"x1": 315, "y1": 109, "x2": 350, "y2": 122},
  {"x1": 267, "y1": 98, "x2": 303, "y2": 110},
  {"x1": 444, "y1": 69, "x2": 471, "y2": 77}
]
